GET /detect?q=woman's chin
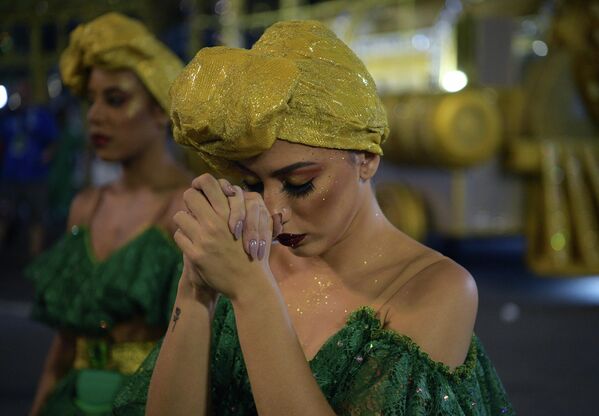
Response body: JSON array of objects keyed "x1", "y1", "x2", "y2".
[
  {"x1": 283, "y1": 241, "x2": 323, "y2": 258},
  {"x1": 95, "y1": 150, "x2": 118, "y2": 161}
]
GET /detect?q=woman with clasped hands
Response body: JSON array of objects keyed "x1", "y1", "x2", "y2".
[{"x1": 114, "y1": 20, "x2": 513, "y2": 416}]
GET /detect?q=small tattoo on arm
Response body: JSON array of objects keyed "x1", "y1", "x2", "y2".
[{"x1": 172, "y1": 307, "x2": 181, "y2": 332}]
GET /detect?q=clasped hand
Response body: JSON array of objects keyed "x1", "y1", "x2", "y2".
[{"x1": 173, "y1": 173, "x2": 281, "y2": 300}]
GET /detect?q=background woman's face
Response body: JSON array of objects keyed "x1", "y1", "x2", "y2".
[
  {"x1": 239, "y1": 140, "x2": 370, "y2": 257},
  {"x1": 86, "y1": 68, "x2": 165, "y2": 162}
]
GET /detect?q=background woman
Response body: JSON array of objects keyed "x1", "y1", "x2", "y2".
[
  {"x1": 117, "y1": 20, "x2": 513, "y2": 415},
  {"x1": 26, "y1": 12, "x2": 190, "y2": 416}
]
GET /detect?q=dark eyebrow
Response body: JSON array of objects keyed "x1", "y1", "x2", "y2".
[
  {"x1": 271, "y1": 162, "x2": 317, "y2": 177},
  {"x1": 87, "y1": 86, "x2": 127, "y2": 96}
]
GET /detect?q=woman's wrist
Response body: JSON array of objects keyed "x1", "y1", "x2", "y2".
[
  {"x1": 230, "y1": 268, "x2": 279, "y2": 312},
  {"x1": 177, "y1": 274, "x2": 217, "y2": 309}
]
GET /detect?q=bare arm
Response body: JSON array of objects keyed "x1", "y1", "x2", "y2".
[
  {"x1": 29, "y1": 332, "x2": 76, "y2": 416},
  {"x1": 232, "y1": 278, "x2": 336, "y2": 416},
  {"x1": 146, "y1": 264, "x2": 216, "y2": 416},
  {"x1": 147, "y1": 177, "x2": 242, "y2": 415},
  {"x1": 172, "y1": 175, "x2": 337, "y2": 415}
]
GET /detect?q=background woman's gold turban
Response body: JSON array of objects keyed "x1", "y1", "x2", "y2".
[
  {"x1": 60, "y1": 12, "x2": 183, "y2": 112},
  {"x1": 170, "y1": 20, "x2": 389, "y2": 174}
]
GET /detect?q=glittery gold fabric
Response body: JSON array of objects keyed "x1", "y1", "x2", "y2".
[
  {"x1": 170, "y1": 20, "x2": 389, "y2": 174},
  {"x1": 60, "y1": 12, "x2": 183, "y2": 111},
  {"x1": 74, "y1": 337, "x2": 156, "y2": 375}
]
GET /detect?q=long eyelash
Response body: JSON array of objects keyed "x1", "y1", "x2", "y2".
[{"x1": 283, "y1": 180, "x2": 315, "y2": 198}]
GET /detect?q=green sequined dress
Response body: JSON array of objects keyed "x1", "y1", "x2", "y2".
[
  {"x1": 26, "y1": 224, "x2": 182, "y2": 415},
  {"x1": 114, "y1": 296, "x2": 514, "y2": 415}
]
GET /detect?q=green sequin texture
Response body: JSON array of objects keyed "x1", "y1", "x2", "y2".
[
  {"x1": 114, "y1": 297, "x2": 514, "y2": 415},
  {"x1": 26, "y1": 226, "x2": 182, "y2": 334}
]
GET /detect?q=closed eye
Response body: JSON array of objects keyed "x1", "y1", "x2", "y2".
[{"x1": 283, "y1": 180, "x2": 315, "y2": 198}]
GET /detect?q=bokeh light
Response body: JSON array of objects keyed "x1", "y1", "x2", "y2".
[
  {"x1": 441, "y1": 70, "x2": 468, "y2": 92},
  {"x1": 0, "y1": 85, "x2": 7, "y2": 109}
]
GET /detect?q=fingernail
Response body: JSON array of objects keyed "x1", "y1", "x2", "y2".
[
  {"x1": 226, "y1": 185, "x2": 236, "y2": 196},
  {"x1": 249, "y1": 239, "x2": 258, "y2": 260},
  {"x1": 258, "y1": 240, "x2": 266, "y2": 260},
  {"x1": 234, "y1": 220, "x2": 243, "y2": 240}
]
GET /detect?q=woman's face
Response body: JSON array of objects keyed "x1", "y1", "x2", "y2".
[
  {"x1": 238, "y1": 140, "x2": 378, "y2": 258},
  {"x1": 86, "y1": 67, "x2": 166, "y2": 161}
]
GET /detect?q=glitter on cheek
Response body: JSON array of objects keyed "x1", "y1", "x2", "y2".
[{"x1": 124, "y1": 94, "x2": 146, "y2": 119}]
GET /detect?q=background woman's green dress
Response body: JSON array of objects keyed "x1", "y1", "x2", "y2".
[
  {"x1": 26, "y1": 225, "x2": 182, "y2": 415},
  {"x1": 114, "y1": 296, "x2": 514, "y2": 415}
]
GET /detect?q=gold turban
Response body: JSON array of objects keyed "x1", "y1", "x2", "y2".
[
  {"x1": 170, "y1": 20, "x2": 389, "y2": 174},
  {"x1": 60, "y1": 12, "x2": 183, "y2": 112}
]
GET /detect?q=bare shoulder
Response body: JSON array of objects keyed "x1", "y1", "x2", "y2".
[
  {"x1": 405, "y1": 256, "x2": 478, "y2": 311},
  {"x1": 385, "y1": 256, "x2": 478, "y2": 370},
  {"x1": 67, "y1": 187, "x2": 101, "y2": 229}
]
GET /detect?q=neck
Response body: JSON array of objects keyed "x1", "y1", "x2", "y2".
[
  {"x1": 119, "y1": 137, "x2": 175, "y2": 190},
  {"x1": 318, "y1": 184, "x2": 398, "y2": 278}
]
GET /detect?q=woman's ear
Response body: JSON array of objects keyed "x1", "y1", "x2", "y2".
[{"x1": 358, "y1": 152, "x2": 380, "y2": 181}]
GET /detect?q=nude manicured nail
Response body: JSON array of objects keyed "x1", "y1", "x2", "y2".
[
  {"x1": 226, "y1": 185, "x2": 236, "y2": 196},
  {"x1": 249, "y1": 239, "x2": 258, "y2": 260},
  {"x1": 234, "y1": 220, "x2": 243, "y2": 240},
  {"x1": 258, "y1": 240, "x2": 266, "y2": 260}
]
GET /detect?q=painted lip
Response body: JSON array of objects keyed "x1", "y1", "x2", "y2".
[
  {"x1": 276, "y1": 233, "x2": 306, "y2": 248},
  {"x1": 90, "y1": 133, "x2": 111, "y2": 148}
]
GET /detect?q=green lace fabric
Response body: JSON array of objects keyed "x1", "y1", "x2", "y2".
[
  {"x1": 114, "y1": 297, "x2": 514, "y2": 415},
  {"x1": 25, "y1": 225, "x2": 182, "y2": 335}
]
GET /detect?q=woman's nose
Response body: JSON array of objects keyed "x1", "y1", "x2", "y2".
[
  {"x1": 271, "y1": 207, "x2": 289, "y2": 238},
  {"x1": 276, "y1": 207, "x2": 291, "y2": 225},
  {"x1": 87, "y1": 100, "x2": 104, "y2": 124},
  {"x1": 263, "y1": 191, "x2": 291, "y2": 226}
]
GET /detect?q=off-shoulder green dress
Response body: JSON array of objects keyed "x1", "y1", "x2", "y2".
[
  {"x1": 114, "y1": 296, "x2": 514, "y2": 415},
  {"x1": 26, "y1": 223, "x2": 182, "y2": 415}
]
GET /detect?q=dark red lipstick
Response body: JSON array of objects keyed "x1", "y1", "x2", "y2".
[
  {"x1": 276, "y1": 233, "x2": 306, "y2": 248},
  {"x1": 91, "y1": 133, "x2": 110, "y2": 147}
]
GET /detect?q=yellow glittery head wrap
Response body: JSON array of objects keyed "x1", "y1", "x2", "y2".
[
  {"x1": 170, "y1": 20, "x2": 389, "y2": 174},
  {"x1": 60, "y1": 12, "x2": 183, "y2": 112}
]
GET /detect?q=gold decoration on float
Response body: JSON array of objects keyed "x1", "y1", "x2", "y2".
[
  {"x1": 497, "y1": 0, "x2": 599, "y2": 276},
  {"x1": 523, "y1": 141, "x2": 599, "y2": 275},
  {"x1": 501, "y1": 27, "x2": 599, "y2": 275},
  {"x1": 375, "y1": 182, "x2": 428, "y2": 242},
  {"x1": 382, "y1": 90, "x2": 502, "y2": 168}
]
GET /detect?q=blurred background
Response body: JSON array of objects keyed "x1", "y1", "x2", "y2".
[{"x1": 1, "y1": 0, "x2": 598, "y2": 414}]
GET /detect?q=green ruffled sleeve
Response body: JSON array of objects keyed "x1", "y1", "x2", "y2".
[
  {"x1": 25, "y1": 227, "x2": 182, "y2": 335},
  {"x1": 312, "y1": 308, "x2": 514, "y2": 416},
  {"x1": 113, "y1": 300, "x2": 514, "y2": 416}
]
